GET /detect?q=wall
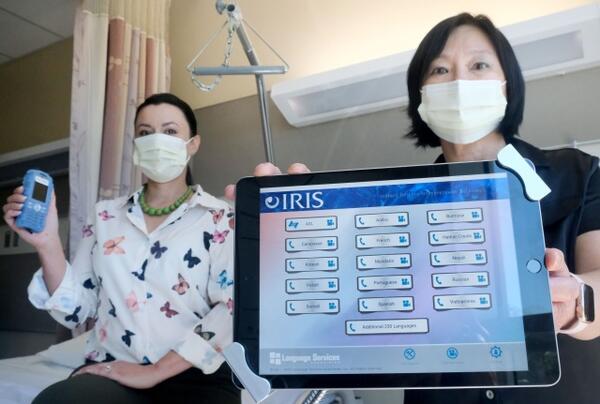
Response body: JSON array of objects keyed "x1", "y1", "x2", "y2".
[
  {"x1": 191, "y1": 66, "x2": 600, "y2": 196},
  {"x1": 0, "y1": 38, "x2": 72, "y2": 155},
  {"x1": 170, "y1": 0, "x2": 597, "y2": 110}
]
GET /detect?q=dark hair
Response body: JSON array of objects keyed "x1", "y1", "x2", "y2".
[
  {"x1": 405, "y1": 13, "x2": 525, "y2": 147},
  {"x1": 135, "y1": 93, "x2": 197, "y2": 185}
]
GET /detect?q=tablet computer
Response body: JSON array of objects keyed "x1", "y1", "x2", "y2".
[{"x1": 233, "y1": 160, "x2": 559, "y2": 390}]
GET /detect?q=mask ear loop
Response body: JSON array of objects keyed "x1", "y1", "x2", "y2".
[{"x1": 184, "y1": 135, "x2": 197, "y2": 164}]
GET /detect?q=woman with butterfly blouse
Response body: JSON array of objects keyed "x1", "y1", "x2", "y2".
[{"x1": 2, "y1": 93, "x2": 239, "y2": 403}]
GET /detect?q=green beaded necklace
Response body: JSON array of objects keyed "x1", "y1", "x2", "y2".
[{"x1": 139, "y1": 185, "x2": 194, "y2": 216}]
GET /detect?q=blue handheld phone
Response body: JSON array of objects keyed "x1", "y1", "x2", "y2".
[{"x1": 15, "y1": 169, "x2": 53, "y2": 233}]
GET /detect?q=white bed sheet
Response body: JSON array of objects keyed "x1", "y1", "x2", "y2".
[{"x1": 0, "y1": 354, "x2": 73, "y2": 404}]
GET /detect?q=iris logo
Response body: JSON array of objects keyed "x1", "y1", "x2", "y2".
[
  {"x1": 265, "y1": 196, "x2": 280, "y2": 209},
  {"x1": 264, "y1": 191, "x2": 325, "y2": 211}
]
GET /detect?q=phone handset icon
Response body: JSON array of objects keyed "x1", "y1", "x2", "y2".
[
  {"x1": 358, "y1": 237, "x2": 366, "y2": 246},
  {"x1": 433, "y1": 254, "x2": 441, "y2": 264},
  {"x1": 288, "y1": 281, "x2": 295, "y2": 290},
  {"x1": 360, "y1": 279, "x2": 368, "y2": 288},
  {"x1": 289, "y1": 302, "x2": 296, "y2": 312},
  {"x1": 288, "y1": 240, "x2": 295, "y2": 250},
  {"x1": 432, "y1": 233, "x2": 440, "y2": 242},
  {"x1": 430, "y1": 212, "x2": 438, "y2": 221},
  {"x1": 288, "y1": 261, "x2": 295, "y2": 270},
  {"x1": 435, "y1": 276, "x2": 442, "y2": 285},
  {"x1": 361, "y1": 300, "x2": 369, "y2": 310},
  {"x1": 436, "y1": 298, "x2": 445, "y2": 307},
  {"x1": 358, "y1": 217, "x2": 366, "y2": 226},
  {"x1": 349, "y1": 323, "x2": 357, "y2": 332},
  {"x1": 359, "y1": 257, "x2": 367, "y2": 267}
]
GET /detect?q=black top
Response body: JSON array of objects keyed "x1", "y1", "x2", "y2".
[{"x1": 405, "y1": 137, "x2": 600, "y2": 404}]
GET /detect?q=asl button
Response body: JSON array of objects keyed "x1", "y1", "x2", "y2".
[
  {"x1": 430, "y1": 250, "x2": 487, "y2": 266},
  {"x1": 358, "y1": 296, "x2": 414, "y2": 312},
  {"x1": 357, "y1": 254, "x2": 411, "y2": 270},
  {"x1": 432, "y1": 272, "x2": 489, "y2": 288},
  {"x1": 286, "y1": 299, "x2": 340, "y2": 315},
  {"x1": 286, "y1": 278, "x2": 339, "y2": 294},
  {"x1": 427, "y1": 208, "x2": 483, "y2": 224},
  {"x1": 358, "y1": 275, "x2": 413, "y2": 291},
  {"x1": 429, "y1": 229, "x2": 485, "y2": 245},
  {"x1": 286, "y1": 257, "x2": 338, "y2": 273},
  {"x1": 433, "y1": 293, "x2": 492, "y2": 310},
  {"x1": 286, "y1": 237, "x2": 338, "y2": 252},
  {"x1": 285, "y1": 216, "x2": 337, "y2": 232},
  {"x1": 355, "y1": 212, "x2": 409, "y2": 228},
  {"x1": 346, "y1": 319, "x2": 429, "y2": 335},
  {"x1": 355, "y1": 233, "x2": 410, "y2": 249}
]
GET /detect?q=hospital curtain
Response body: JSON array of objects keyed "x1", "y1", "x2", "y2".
[{"x1": 69, "y1": 0, "x2": 171, "y2": 257}]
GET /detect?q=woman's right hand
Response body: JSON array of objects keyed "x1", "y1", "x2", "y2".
[
  {"x1": 224, "y1": 162, "x2": 311, "y2": 201},
  {"x1": 2, "y1": 186, "x2": 61, "y2": 251}
]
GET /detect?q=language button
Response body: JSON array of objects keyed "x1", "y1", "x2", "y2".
[
  {"x1": 355, "y1": 212, "x2": 409, "y2": 228},
  {"x1": 286, "y1": 257, "x2": 338, "y2": 273},
  {"x1": 432, "y1": 272, "x2": 489, "y2": 288},
  {"x1": 433, "y1": 294, "x2": 492, "y2": 310},
  {"x1": 428, "y1": 208, "x2": 483, "y2": 224},
  {"x1": 430, "y1": 250, "x2": 487, "y2": 267},
  {"x1": 346, "y1": 319, "x2": 429, "y2": 335},
  {"x1": 358, "y1": 275, "x2": 413, "y2": 291},
  {"x1": 357, "y1": 254, "x2": 411, "y2": 270},
  {"x1": 286, "y1": 278, "x2": 339, "y2": 294},
  {"x1": 286, "y1": 237, "x2": 338, "y2": 252},
  {"x1": 356, "y1": 233, "x2": 410, "y2": 249},
  {"x1": 286, "y1": 299, "x2": 340, "y2": 315},
  {"x1": 286, "y1": 216, "x2": 337, "y2": 232},
  {"x1": 358, "y1": 296, "x2": 414, "y2": 312},
  {"x1": 429, "y1": 229, "x2": 485, "y2": 245}
]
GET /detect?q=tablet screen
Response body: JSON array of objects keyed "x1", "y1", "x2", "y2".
[{"x1": 258, "y1": 172, "x2": 529, "y2": 375}]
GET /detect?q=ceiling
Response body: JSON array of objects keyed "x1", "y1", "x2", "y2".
[{"x1": 0, "y1": 0, "x2": 77, "y2": 65}]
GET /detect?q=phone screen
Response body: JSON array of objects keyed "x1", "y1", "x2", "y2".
[{"x1": 32, "y1": 181, "x2": 48, "y2": 202}]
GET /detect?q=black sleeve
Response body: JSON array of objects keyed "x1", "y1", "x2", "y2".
[{"x1": 578, "y1": 160, "x2": 600, "y2": 235}]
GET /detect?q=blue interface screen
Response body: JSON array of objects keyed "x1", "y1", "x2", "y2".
[{"x1": 259, "y1": 174, "x2": 527, "y2": 375}]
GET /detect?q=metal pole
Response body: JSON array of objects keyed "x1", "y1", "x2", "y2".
[
  {"x1": 255, "y1": 74, "x2": 275, "y2": 163},
  {"x1": 229, "y1": 6, "x2": 276, "y2": 164},
  {"x1": 192, "y1": 65, "x2": 287, "y2": 75}
]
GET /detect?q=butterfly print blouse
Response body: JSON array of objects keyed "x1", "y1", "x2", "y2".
[{"x1": 28, "y1": 185, "x2": 235, "y2": 374}]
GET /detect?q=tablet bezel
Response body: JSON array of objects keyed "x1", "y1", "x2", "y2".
[{"x1": 233, "y1": 160, "x2": 559, "y2": 389}]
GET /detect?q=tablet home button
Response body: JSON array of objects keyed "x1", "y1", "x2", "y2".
[
  {"x1": 485, "y1": 389, "x2": 495, "y2": 400},
  {"x1": 526, "y1": 259, "x2": 542, "y2": 273}
]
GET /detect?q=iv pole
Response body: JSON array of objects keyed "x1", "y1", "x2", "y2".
[{"x1": 187, "y1": 0, "x2": 288, "y2": 164}]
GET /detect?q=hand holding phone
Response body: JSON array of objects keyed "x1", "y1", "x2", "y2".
[
  {"x1": 2, "y1": 170, "x2": 60, "y2": 250},
  {"x1": 16, "y1": 170, "x2": 53, "y2": 233}
]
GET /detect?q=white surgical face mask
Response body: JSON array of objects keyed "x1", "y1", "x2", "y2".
[
  {"x1": 133, "y1": 133, "x2": 193, "y2": 183},
  {"x1": 417, "y1": 79, "x2": 507, "y2": 145}
]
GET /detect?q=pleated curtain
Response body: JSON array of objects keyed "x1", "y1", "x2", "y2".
[{"x1": 69, "y1": 0, "x2": 171, "y2": 258}]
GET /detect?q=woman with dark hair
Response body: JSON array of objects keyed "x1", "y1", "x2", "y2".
[
  {"x1": 3, "y1": 93, "x2": 239, "y2": 403},
  {"x1": 400, "y1": 12, "x2": 600, "y2": 404},
  {"x1": 244, "y1": 12, "x2": 600, "y2": 404}
]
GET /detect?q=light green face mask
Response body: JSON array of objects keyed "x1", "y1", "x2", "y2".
[
  {"x1": 418, "y1": 79, "x2": 507, "y2": 145},
  {"x1": 133, "y1": 133, "x2": 193, "y2": 183}
]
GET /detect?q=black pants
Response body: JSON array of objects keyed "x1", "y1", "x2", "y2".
[{"x1": 32, "y1": 363, "x2": 241, "y2": 404}]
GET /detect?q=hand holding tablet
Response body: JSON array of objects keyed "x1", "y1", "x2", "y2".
[{"x1": 229, "y1": 159, "x2": 559, "y2": 391}]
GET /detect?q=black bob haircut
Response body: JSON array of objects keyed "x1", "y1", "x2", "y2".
[
  {"x1": 134, "y1": 92, "x2": 198, "y2": 185},
  {"x1": 405, "y1": 13, "x2": 525, "y2": 148}
]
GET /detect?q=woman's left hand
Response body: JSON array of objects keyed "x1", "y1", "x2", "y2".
[
  {"x1": 73, "y1": 361, "x2": 163, "y2": 389},
  {"x1": 547, "y1": 248, "x2": 580, "y2": 331}
]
